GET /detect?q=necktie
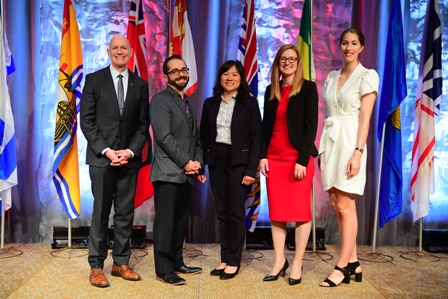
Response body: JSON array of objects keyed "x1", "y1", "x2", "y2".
[
  {"x1": 182, "y1": 98, "x2": 193, "y2": 127},
  {"x1": 117, "y1": 74, "x2": 124, "y2": 115}
]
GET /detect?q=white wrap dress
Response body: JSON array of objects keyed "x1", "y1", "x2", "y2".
[{"x1": 319, "y1": 63, "x2": 379, "y2": 195}]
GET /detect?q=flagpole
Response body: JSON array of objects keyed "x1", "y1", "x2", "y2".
[
  {"x1": 68, "y1": 219, "x2": 72, "y2": 248},
  {"x1": 357, "y1": 124, "x2": 392, "y2": 263},
  {"x1": 372, "y1": 123, "x2": 386, "y2": 253},
  {"x1": 418, "y1": 218, "x2": 423, "y2": 252},
  {"x1": 1, "y1": 191, "x2": 5, "y2": 249}
]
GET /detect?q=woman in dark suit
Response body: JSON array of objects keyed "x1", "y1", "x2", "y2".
[
  {"x1": 200, "y1": 60, "x2": 262, "y2": 280},
  {"x1": 259, "y1": 44, "x2": 318, "y2": 285}
]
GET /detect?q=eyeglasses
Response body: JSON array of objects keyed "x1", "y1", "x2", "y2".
[
  {"x1": 279, "y1": 57, "x2": 298, "y2": 63},
  {"x1": 167, "y1": 68, "x2": 189, "y2": 76}
]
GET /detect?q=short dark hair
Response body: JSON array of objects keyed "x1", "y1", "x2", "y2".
[
  {"x1": 212, "y1": 60, "x2": 251, "y2": 102},
  {"x1": 339, "y1": 27, "x2": 365, "y2": 47},
  {"x1": 163, "y1": 55, "x2": 185, "y2": 74}
]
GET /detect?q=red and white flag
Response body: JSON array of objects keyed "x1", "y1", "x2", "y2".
[
  {"x1": 127, "y1": 0, "x2": 154, "y2": 209},
  {"x1": 410, "y1": 0, "x2": 442, "y2": 222},
  {"x1": 170, "y1": 0, "x2": 198, "y2": 96}
]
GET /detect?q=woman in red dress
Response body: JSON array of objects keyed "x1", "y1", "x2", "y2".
[{"x1": 260, "y1": 44, "x2": 318, "y2": 285}]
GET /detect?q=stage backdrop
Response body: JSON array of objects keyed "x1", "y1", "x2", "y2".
[{"x1": 4, "y1": 0, "x2": 448, "y2": 245}]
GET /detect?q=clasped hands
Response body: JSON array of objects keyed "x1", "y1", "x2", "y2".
[
  {"x1": 106, "y1": 149, "x2": 131, "y2": 166},
  {"x1": 183, "y1": 160, "x2": 207, "y2": 183}
]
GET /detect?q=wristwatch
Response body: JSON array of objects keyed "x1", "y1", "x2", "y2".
[{"x1": 355, "y1": 147, "x2": 364, "y2": 154}]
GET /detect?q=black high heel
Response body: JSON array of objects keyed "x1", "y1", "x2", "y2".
[
  {"x1": 263, "y1": 259, "x2": 289, "y2": 281},
  {"x1": 347, "y1": 261, "x2": 362, "y2": 282},
  {"x1": 319, "y1": 265, "x2": 350, "y2": 287},
  {"x1": 288, "y1": 266, "x2": 303, "y2": 285},
  {"x1": 220, "y1": 266, "x2": 240, "y2": 280}
]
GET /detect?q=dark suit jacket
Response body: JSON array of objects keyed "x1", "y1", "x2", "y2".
[
  {"x1": 80, "y1": 66, "x2": 150, "y2": 168},
  {"x1": 260, "y1": 80, "x2": 318, "y2": 166},
  {"x1": 150, "y1": 86, "x2": 203, "y2": 185},
  {"x1": 200, "y1": 95, "x2": 262, "y2": 178}
]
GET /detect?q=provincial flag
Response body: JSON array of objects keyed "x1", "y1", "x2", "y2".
[
  {"x1": 53, "y1": 0, "x2": 83, "y2": 219},
  {"x1": 376, "y1": 0, "x2": 407, "y2": 228},
  {"x1": 0, "y1": 7, "x2": 17, "y2": 211},
  {"x1": 127, "y1": 0, "x2": 154, "y2": 209},
  {"x1": 298, "y1": 0, "x2": 315, "y2": 81},
  {"x1": 237, "y1": 0, "x2": 260, "y2": 232},
  {"x1": 410, "y1": 0, "x2": 442, "y2": 222},
  {"x1": 169, "y1": 0, "x2": 198, "y2": 96}
]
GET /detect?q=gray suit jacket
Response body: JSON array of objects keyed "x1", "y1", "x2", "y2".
[{"x1": 150, "y1": 86, "x2": 203, "y2": 185}]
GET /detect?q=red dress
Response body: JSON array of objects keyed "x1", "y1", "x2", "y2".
[{"x1": 266, "y1": 86, "x2": 314, "y2": 222}]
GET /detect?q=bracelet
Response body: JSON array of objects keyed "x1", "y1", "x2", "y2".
[{"x1": 355, "y1": 147, "x2": 364, "y2": 154}]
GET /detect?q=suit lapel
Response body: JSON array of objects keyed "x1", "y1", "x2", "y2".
[
  {"x1": 105, "y1": 68, "x2": 121, "y2": 116},
  {"x1": 122, "y1": 71, "x2": 135, "y2": 116}
]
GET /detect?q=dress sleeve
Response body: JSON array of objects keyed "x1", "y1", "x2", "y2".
[{"x1": 360, "y1": 69, "x2": 379, "y2": 97}]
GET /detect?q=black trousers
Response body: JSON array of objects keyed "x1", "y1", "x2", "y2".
[
  {"x1": 88, "y1": 165, "x2": 138, "y2": 269},
  {"x1": 153, "y1": 181, "x2": 191, "y2": 275},
  {"x1": 209, "y1": 144, "x2": 247, "y2": 266}
]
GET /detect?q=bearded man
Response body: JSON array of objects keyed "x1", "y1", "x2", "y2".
[{"x1": 149, "y1": 55, "x2": 206, "y2": 285}]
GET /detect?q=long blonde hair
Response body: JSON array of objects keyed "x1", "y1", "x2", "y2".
[{"x1": 269, "y1": 44, "x2": 304, "y2": 101}]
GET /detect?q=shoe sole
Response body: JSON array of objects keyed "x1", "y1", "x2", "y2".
[
  {"x1": 111, "y1": 272, "x2": 141, "y2": 281},
  {"x1": 90, "y1": 280, "x2": 110, "y2": 288},
  {"x1": 175, "y1": 270, "x2": 203, "y2": 275},
  {"x1": 156, "y1": 276, "x2": 186, "y2": 285}
]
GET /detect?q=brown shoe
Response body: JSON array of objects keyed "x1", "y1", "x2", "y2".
[
  {"x1": 111, "y1": 264, "x2": 141, "y2": 281},
  {"x1": 90, "y1": 269, "x2": 110, "y2": 287}
]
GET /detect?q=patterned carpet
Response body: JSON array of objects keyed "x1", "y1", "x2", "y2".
[{"x1": 1, "y1": 244, "x2": 447, "y2": 299}]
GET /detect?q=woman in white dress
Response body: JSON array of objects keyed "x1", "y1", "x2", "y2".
[{"x1": 318, "y1": 27, "x2": 379, "y2": 287}]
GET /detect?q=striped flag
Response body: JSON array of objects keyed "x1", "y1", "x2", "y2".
[
  {"x1": 237, "y1": 0, "x2": 258, "y2": 97},
  {"x1": 53, "y1": 0, "x2": 83, "y2": 219},
  {"x1": 410, "y1": 0, "x2": 442, "y2": 222},
  {"x1": 0, "y1": 7, "x2": 17, "y2": 211},
  {"x1": 170, "y1": 0, "x2": 198, "y2": 96},
  {"x1": 237, "y1": 0, "x2": 260, "y2": 232},
  {"x1": 127, "y1": 0, "x2": 154, "y2": 209},
  {"x1": 298, "y1": 0, "x2": 315, "y2": 81},
  {"x1": 377, "y1": 0, "x2": 407, "y2": 228}
]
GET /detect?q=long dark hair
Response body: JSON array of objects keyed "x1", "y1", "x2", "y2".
[{"x1": 212, "y1": 60, "x2": 251, "y2": 102}]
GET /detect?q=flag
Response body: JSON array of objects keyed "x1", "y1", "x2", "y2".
[
  {"x1": 410, "y1": 0, "x2": 442, "y2": 222},
  {"x1": 169, "y1": 0, "x2": 198, "y2": 96},
  {"x1": 298, "y1": 0, "x2": 315, "y2": 81},
  {"x1": 53, "y1": 0, "x2": 83, "y2": 219},
  {"x1": 237, "y1": 0, "x2": 260, "y2": 232},
  {"x1": 237, "y1": 0, "x2": 258, "y2": 97},
  {"x1": 127, "y1": 0, "x2": 154, "y2": 209},
  {"x1": 376, "y1": 0, "x2": 407, "y2": 228},
  {"x1": 0, "y1": 8, "x2": 17, "y2": 211}
]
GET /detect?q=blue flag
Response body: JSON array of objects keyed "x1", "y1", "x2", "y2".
[{"x1": 377, "y1": 0, "x2": 407, "y2": 228}]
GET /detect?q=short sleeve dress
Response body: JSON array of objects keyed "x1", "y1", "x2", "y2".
[{"x1": 319, "y1": 63, "x2": 379, "y2": 195}]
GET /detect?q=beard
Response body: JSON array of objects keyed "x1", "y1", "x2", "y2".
[{"x1": 167, "y1": 75, "x2": 189, "y2": 91}]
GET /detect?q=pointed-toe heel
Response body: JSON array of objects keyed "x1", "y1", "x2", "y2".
[
  {"x1": 263, "y1": 259, "x2": 289, "y2": 282},
  {"x1": 347, "y1": 261, "x2": 362, "y2": 282},
  {"x1": 288, "y1": 266, "x2": 303, "y2": 285}
]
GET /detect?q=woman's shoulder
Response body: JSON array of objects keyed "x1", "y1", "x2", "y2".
[
  {"x1": 327, "y1": 70, "x2": 340, "y2": 78},
  {"x1": 359, "y1": 65, "x2": 379, "y2": 86}
]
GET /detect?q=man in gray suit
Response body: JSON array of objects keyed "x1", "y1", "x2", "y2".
[
  {"x1": 80, "y1": 35, "x2": 149, "y2": 287},
  {"x1": 150, "y1": 55, "x2": 206, "y2": 285}
]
